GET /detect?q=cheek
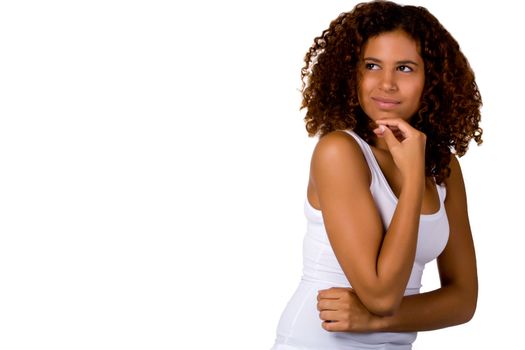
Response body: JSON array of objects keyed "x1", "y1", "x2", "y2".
[
  {"x1": 357, "y1": 86, "x2": 370, "y2": 111},
  {"x1": 359, "y1": 75, "x2": 375, "y2": 90},
  {"x1": 407, "y1": 81, "x2": 425, "y2": 103},
  {"x1": 357, "y1": 77, "x2": 373, "y2": 100}
]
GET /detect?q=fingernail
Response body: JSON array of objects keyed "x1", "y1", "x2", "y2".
[{"x1": 373, "y1": 125, "x2": 385, "y2": 134}]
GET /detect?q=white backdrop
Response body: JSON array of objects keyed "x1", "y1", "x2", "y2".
[{"x1": 0, "y1": 1, "x2": 522, "y2": 349}]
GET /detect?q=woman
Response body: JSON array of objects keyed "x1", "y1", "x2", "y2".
[{"x1": 271, "y1": 1, "x2": 482, "y2": 349}]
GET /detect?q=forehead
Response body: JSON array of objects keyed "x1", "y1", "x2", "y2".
[{"x1": 362, "y1": 30, "x2": 422, "y2": 61}]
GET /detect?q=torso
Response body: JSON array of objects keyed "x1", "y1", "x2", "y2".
[{"x1": 273, "y1": 129, "x2": 449, "y2": 349}]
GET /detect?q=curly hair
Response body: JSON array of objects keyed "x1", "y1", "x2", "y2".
[{"x1": 301, "y1": 0, "x2": 483, "y2": 184}]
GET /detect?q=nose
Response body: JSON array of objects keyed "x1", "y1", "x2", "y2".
[{"x1": 380, "y1": 70, "x2": 398, "y2": 92}]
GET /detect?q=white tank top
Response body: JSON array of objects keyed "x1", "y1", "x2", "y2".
[
  {"x1": 302, "y1": 129, "x2": 450, "y2": 293},
  {"x1": 272, "y1": 129, "x2": 450, "y2": 349}
]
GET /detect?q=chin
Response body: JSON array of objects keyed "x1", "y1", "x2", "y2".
[{"x1": 369, "y1": 112, "x2": 401, "y2": 121}]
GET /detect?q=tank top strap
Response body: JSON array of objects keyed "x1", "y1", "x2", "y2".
[{"x1": 436, "y1": 182, "x2": 447, "y2": 202}]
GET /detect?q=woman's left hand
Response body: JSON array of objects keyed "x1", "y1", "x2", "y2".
[{"x1": 317, "y1": 287, "x2": 383, "y2": 332}]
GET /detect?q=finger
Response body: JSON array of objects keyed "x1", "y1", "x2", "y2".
[
  {"x1": 317, "y1": 299, "x2": 338, "y2": 311},
  {"x1": 376, "y1": 118, "x2": 414, "y2": 136},
  {"x1": 382, "y1": 124, "x2": 400, "y2": 132},
  {"x1": 318, "y1": 290, "x2": 331, "y2": 301},
  {"x1": 318, "y1": 288, "x2": 340, "y2": 298},
  {"x1": 322, "y1": 320, "x2": 343, "y2": 332},
  {"x1": 374, "y1": 124, "x2": 404, "y2": 139},
  {"x1": 319, "y1": 310, "x2": 341, "y2": 321},
  {"x1": 374, "y1": 124, "x2": 400, "y2": 150}
]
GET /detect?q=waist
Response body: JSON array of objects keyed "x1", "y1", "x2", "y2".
[
  {"x1": 274, "y1": 280, "x2": 417, "y2": 348},
  {"x1": 301, "y1": 268, "x2": 350, "y2": 287},
  {"x1": 302, "y1": 232, "x2": 424, "y2": 292},
  {"x1": 299, "y1": 277, "x2": 420, "y2": 296}
]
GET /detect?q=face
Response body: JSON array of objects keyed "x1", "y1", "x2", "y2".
[{"x1": 357, "y1": 30, "x2": 425, "y2": 123}]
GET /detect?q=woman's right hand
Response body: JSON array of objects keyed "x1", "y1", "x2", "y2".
[
  {"x1": 317, "y1": 287, "x2": 382, "y2": 332},
  {"x1": 373, "y1": 118, "x2": 426, "y2": 184}
]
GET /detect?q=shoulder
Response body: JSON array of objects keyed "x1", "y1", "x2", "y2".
[
  {"x1": 311, "y1": 130, "x2": 370, "y2": 185},
  {"x1": 443, "y1": 154, "x2": 468, "y2": 206},
  {"x1": 448, "y1": 154, "x2": 461, "y2": 174},
  {"x1": 444, "y1": 155, "x2": 465, "y2": 189},
  {"x1": 312, "y1": 130, "x2": 364, "y2": 162}
]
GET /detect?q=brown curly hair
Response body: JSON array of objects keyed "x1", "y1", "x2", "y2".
[{"x1": 301, "y1": 0, "x2": 483, "y2": 184}]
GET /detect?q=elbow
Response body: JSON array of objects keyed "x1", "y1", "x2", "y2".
[
  {"x1": 363, "y1": 296, "x2": 400, "y2": 317},
  {"x1": 454, "y1": 285, "x2": 478, "y2": 325},
  {"x1": 357, "y1": 286, "x2": 403, "y2": 316},
  {"x1": 464, "y1": 306, "x2": 476, "y2": 324},
  {"x1": 459, "y1": 296, "x2": 478, "y2": 324},
  {"x1": 463, "y1": 283, "x2": 478, "y2": 323},
  {"x1": 456, "y1": 304, "x2": 476, "y2": 325},
  {"x1": 369, "y1": 306, "x2": 396, "y2": 317}
]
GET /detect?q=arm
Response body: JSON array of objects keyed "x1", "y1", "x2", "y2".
[
  {"x1": 312, "y1": 119, "x2": 426, "y2": 316},
  {"x1": 379, "y1": 154, "x2": 478, "y2": 330},
  {"x1": 318, "y1": 155, "x2": 478, "y2": 331}
]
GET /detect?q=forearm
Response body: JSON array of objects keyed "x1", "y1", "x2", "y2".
[
  {"x1": 374, "y1": 285, "x2": 476, "y2": 332},
  {"x1": 373, "y1": 177, "x2": 425, "y2": 306}
]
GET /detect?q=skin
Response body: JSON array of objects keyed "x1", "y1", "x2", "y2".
[
  {"x1": 309, "y1": 30, "x2": 478, "y2": 329},
  {"x1": 317, "y1": 155, "x2": 478, "y2": 332},
  {"x1": 358, "y1": 30, "x2": 426, "y2": 137}
]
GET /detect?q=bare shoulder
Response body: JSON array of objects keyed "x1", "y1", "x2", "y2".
[
  {"x1": 448, "y1": 154, "x2": 462, "y2": 178},
  {"x1": 313, "y1": 130, "x2": 363, "y2": 157},
  {"x1": 444, "y1": 154, "x2": 466, "y2": 199},
  {"x1": 308, "y1": 131, "x2": 371, "y2": 208},
  {"x1": 311, "y1": 130, "x2": 370, "y2": 180}
]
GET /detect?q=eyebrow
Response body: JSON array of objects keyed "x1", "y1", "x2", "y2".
[{"x1": 363, "y1": 57, "x2": 420, "y2": 66}]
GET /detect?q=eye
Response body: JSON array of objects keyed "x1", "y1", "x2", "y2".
[
  {"x1": 397, "y1": 65, "x2": 413, "y2": 72},
  {"x1": 365, "y1": 63, "x2": 380, "y2": 70}
]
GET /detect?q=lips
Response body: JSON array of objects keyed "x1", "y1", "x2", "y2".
[{"x1": 371, "y1": 97, "x2": 401, "y2": 109}]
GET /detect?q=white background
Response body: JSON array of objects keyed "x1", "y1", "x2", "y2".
[{"x1": 0, "y1": 1, "x2": 522, "y2": 349}]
